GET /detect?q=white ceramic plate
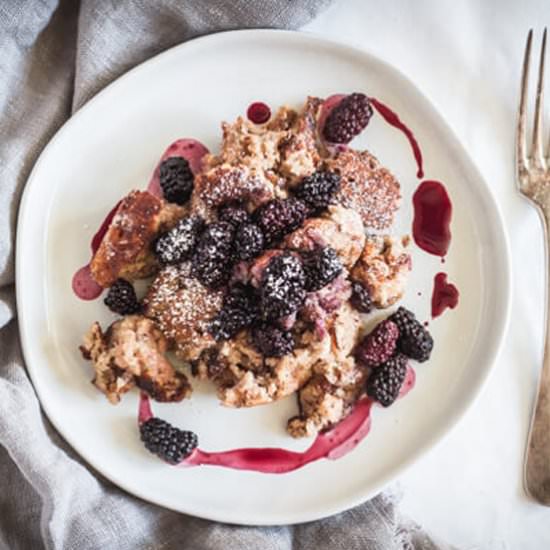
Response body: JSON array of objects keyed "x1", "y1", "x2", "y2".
[{"x1": 17, "y1": 30, "x2": 511, "y2": 525}]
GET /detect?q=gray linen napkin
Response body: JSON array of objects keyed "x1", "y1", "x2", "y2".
[{"x1": 0, "y1": 1, "x2": 452, "y2": 549}]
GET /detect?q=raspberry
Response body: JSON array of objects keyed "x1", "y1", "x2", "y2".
[
  {"x1": 323, "y1": 93, "x2": 373, "y2": 144},
  {"x1": 208, "y1": 284, "x2": 259, "y2": 341},
  {"x1": 218, "y1": 203, "x2": 250, "y2": 227},
  {"x1": 154, "y1": 217, "x2": 203, "y2": 265},
  {"x1": 295, "y1": 171, "x2": 341, "y2": 212},
  {"x1": 302, "y1": 247, "x2": 343, "y2": 292},
  {"x1": 389, "y1": 307, "x2": 434, "y2": 362},
  {"x1": 260, "y1": 253, "x2": 306, "y2": 320},
  {"x1": 191, "y1": 222, "x2": 234, "y2": 289},
  {"x1": 254, "y1": 198, "x2": 309, "y2": 245},
  {"x1": 350, "y1": 281, "x2": 373, "y2": 313},
  {"x1": 139, "y1": 417, "x2": 198, "y2": 464},
  {"x1": 159, "y1": 157, "x2": 194, "y2": 205},
  {"x1": 104, "y1": 279, "x2": 140, "y2": 314},
  {"x1": 366, "y1": 354, "x2": 408, "y2": 407},
  {"x1": 234, "y1": 223, "x2": 265, "y2": 261},
  {"x1": 355, "y1": 320, "x2": 399, "y2": 367},
  {"x1": 251, "y1": 324, "x2": 294, "y2": 357}
]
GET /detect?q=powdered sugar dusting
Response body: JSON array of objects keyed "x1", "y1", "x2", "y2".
[
  {"x1": 144, "y1": 264, "x2": 223, "y2": 358},
  {"x1": 195, "y1": 164, "x2": 272, "y2": 209},
  {"x1": 155, "y1": 217, "x2": 202, "y2": 265},
  {"x1": 327, "y1": 149, "x2": 401, "y2": 230}
]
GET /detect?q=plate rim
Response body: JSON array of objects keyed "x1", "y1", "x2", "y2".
[{"x1": 16, "y1": 28, "x2": 512, "y2": 525}]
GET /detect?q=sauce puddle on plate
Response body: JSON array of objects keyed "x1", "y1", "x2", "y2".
[
  {"x1": 431, "y1": 272, "x2": 459, "y2": 318},
  {"x1": 138, "y1": 366, "x2": 416, "y2": 474},
  {"x1": 247, "y1": 102, "x2": 271, "y2": 124},
  {"x1": 412, "y1": 180, "x2": 452, "y2": 257},
  {"x1": 71, "y1": 201, "x2": 121, "y2": 300}
]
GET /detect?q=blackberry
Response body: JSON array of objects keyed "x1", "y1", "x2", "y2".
[
  {"x1": 366, "y1": 354, "x2": 408, "y2": 407},
  {"x1": 154, "y1": 217, "x2": 204, "y2": 265},
  {"x1": 356, "y1": 320, "x2": 399, "y2": 368},
  {"x1": 208, "y1": 284, "x2": 259, "y2": 341},
  {"x1": 208, "y1": 308, "x2": 250, "y2": 341},
  {"x1": 191, "y1": 222, "x2": 235, "y2": 288},
  {"x1": 295, "y1": 171, "x2": 341, "y2": 212},
  {"x1": 218, "y1": 203, "x2": 250, "y2": 227},
  {"x1": 234, "y1": 223, "x2": 265, "y2": 261},
  {"x1": 323, "y1": 93, "x2": 373, "y2": 144},
  {"x1": 302, "y1": 247, "x2": 343, "y2": 292},
  {"x1": 260, "y1": 253, "x2": 306, "y2": 320},
  {"x1": 223, "y1": 283, "x2": 259, "y2": 313},
  {"x1": 104, "y1": 279, "x2": 140, "y2": 314},
  {"x1": 159, "y1": 157, "x2": 194, "y2": 205},
  {"x1": 350, "y1": 281, "x2": 373, "y2": 313},
  {"x1": 254, "y1": 198, "x2": 308, "y2": 245},
  {"x1": 251, "y1": 324, "x2": 294, "y2": 357},
  {"x1": 389, "y1": 307, "x2": 434, "y2": 362},
  {"x1": 140, "y1": 417, "x2": 198, "y2": 464}
]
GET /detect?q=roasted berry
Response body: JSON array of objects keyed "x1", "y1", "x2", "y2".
[
  {"x1": 260, "y1": 253, "x2": 306, "y2": 320},
  {"x1": 159, "y1": 157, "x2": 194, "y2": 205},
  {"x1": 218, "y1": 203, "x2": 250, "y2": 227},
  {"x1": 389, "y1": 307, "x2": 434, "y2": 362},
  {"x1": 154, "y1": 217, "x2": 203, "y2": 265},
  {"x1": 323, "y1": 93, "x2": 373, "y2": 144},
  {"x1": 366, "y1": 354, "x2": 408, "y2": 407},
  {"x1": 140, "y1": 417, "x2": 198, "y2": 464},
  {"x1": 208, "y1": 308, "x2": 250, "y2": 341},
  {"x1": 208, "y1": 284, "x2": 259, "y2": 341},
  {"x1": 224, "y1": 283, "x2": 259, "y2": 314},
  {"x1": 234, "y1": 223, "x2": 265, "y2": 261},
  {"x1": 254, "y1": 198, "x2": 308, "y2": 245},
  {"x1": 295, "y1": 171, "x2": 341, "y2": 212},
  {"x1": 302, "y1": 247, "x2": 343, "y2": 292},
  {"x1": 251, "y1": 324, "x2": 294, "y2": 357},
  {"x1": 350, "y1": 281, "x2": 373, "y2": 313},
  {"x1": 356, "y1": 320, "x2": 399, "y2": 367},
  {"x1": 191, "y1": 222, "x2": 234, "y2": 288},
  {"x1": 104, "y1": 279, "x2": 140, "y2": 314}
]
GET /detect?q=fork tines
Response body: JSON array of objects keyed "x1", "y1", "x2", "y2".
[{"x1": 518, "y1": 28, "x2": 548, "y2": 173}]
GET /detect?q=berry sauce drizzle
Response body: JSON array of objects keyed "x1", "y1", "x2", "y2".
[
  {"x1": 370, "y1": 98, "x2": 424, "y2": 179},
  {"x1": 320, "y1": 94, "x2": 458, "y2": 315},
  {"x1": 72, "y1": 139, "x2": 209, "y2": 301},
  {"x1": 71, "y1": 201, "x2": 122, "y2": 300},
  {"x1": 412, "y1": 180, "x2": 452, "y2": 257},
  {"x1": 91, "y1": 201, "x2": 122, "y2": 255},
  {"x1": 431, "y1": 273, "x2": 459, "y2": 318},
  {"x1": 247, "y1": 102, "x2": 271, "y2": 124},
  {"x1": 71, "y1": 265, "x2": 103, "y2": 300},
  {"x1": 138, "y1": 367, "x2": 416, "y2": 474}
]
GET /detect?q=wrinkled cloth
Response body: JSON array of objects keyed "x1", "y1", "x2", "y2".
[{"x1": 0, "y1": 2, "x2": 451, "y2": 549}]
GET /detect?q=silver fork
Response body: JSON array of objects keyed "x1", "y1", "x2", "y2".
[{"x1": 518, "y1": 27, "x2": 550, "y2": 506}]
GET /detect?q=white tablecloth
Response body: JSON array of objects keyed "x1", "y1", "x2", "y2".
[{"x1": 306, "y1": 1, "x2": 550, "y2": 548}]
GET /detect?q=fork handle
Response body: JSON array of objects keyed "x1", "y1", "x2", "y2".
[{"x1": 525, "y1": 209, "x2": 550, "y2": 505}]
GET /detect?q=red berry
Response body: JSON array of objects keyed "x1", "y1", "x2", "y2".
[
  {"x1": 323, "y1": 93, "x2": 373, "y2": 144},
  {"x1": 356, "y1": 319, "x2": 399, "y2": 367}
]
